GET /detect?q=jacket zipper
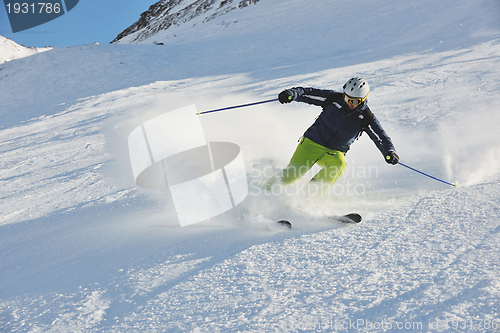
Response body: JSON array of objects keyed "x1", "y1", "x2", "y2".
[{"x1": 325, "y1": 109, "x2": 360, "y2": 147}]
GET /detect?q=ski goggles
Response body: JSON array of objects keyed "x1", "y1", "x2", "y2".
[{"x1": 343, "y1": 93, "x2": 367, "y2": 107}]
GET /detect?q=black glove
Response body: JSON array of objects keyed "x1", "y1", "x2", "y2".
[
  {"x1": 385, "y1": 151, "x2": 399, "y2": 165},
  {"x1": 278, "y1": 90, "x2": 293, "y2": 104}
]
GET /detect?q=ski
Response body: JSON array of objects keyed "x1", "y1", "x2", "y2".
[
  {"x1": 276, "y1": 220, "x2": 292, "y2": 229},
  {"x1": 329, "y1": 213, "x2": 362, "y2": 224},
  {"x1": 275, "y1": 213, "x2": 362, "y2": 230}
]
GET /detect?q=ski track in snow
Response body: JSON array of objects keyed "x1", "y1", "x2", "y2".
[
  {"x1": 1, "y1": 21, "x2": 500, "y2": 333},
  {"x1": 113, "y1": 183, "x2": 500, "y2": 332},
  {"x1": 1, "y1": 180, "x2": 498, "y2": 332}
]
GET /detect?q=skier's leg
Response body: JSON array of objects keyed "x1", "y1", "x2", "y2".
[
  {"x1": 280, "y1": 137, "x2": 326, "y2": 185},
  {"x1": 310, "y1": 150, "x2": 346, "y2": 195}
]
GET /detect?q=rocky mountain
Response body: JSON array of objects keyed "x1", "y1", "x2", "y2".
[
  {"x1": 111, "y1": 0, "x2": 260, "y2": 44},
  {"x1": 0, "y1": 35, "x2": 52, "y2": 64}
]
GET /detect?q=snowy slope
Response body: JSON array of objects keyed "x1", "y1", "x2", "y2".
[
  {"x1": 1, "y1": 0, "x2": 499, "y2": 128},
  {"x1": 1, "y1": 0, "x2": 500, "y2": 331},
  {"x1": 0, "y1": 35, "x2": 51, "y2": 64},
  {"x1": 113, "y1": 0, "x2": 500, "y2": 51},
  {"x1": 1, "y1": 40, "x2": 499, "y2": 332}
]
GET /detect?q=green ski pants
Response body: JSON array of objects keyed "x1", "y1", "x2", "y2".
[{"x1": 281, "y1": 137, "x2": 347, "y2": 190}]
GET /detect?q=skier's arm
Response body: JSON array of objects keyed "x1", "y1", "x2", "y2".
[
  {"x1": 365, "y1": 114, "x2": 397, "y2": 159},
  {"x1": 279, "y1": 87, "x2": 337, "y2": 106}
]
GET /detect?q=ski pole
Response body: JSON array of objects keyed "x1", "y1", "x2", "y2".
[
  {"x1": 398, "y1": 162, "x2": 456, "y2": 187},
  {"x1": 196, "y1": 98, "x2": 278, "y2": 115}
]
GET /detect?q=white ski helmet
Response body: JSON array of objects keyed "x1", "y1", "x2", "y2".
[{"x1": 343, "y1": 77, "x2": 370, "y2": 99}]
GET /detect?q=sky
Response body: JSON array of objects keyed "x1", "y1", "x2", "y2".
[{"x1": 0, "y1": 0, "x2": 154, "y2": 47}]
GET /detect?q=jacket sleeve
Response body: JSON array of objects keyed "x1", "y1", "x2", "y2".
[
  {"x1": 364, "y1": 114, "x2": 396, "y2": 156},
  {"x1": 286, "y1": 87, "x2": 337, "y2": 106}
]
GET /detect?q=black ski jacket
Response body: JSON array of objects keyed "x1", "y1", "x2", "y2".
[{"x1": 286, "y1": 87, "x2": 395, "y2": 155}]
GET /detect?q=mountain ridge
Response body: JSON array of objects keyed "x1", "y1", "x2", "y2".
[
  {"x1": 0, "y1": 35, "x2": 52, "y2": 64},
  {"x1": 111, "y1": 0, "x2": 261, "y2": 44}
]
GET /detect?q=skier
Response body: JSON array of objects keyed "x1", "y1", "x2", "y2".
[{"x1": 269, "y1": 77, "x2": 399, "y2": 196}]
